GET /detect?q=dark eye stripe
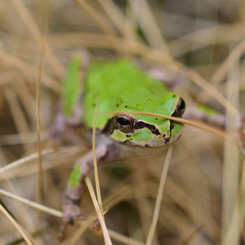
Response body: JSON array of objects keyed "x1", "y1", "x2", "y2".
[{"x1": 134, "y1": 121, "x2": 161, "y2": 135}]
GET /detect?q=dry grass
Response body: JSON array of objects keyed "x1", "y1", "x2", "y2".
[{"x1": 0, "y1": 0, "x2": 244, "y2": 244}]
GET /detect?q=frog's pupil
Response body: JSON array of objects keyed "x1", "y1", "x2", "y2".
[{"x1": 117, "y1": 117, "x2": 130, "y2": 125}]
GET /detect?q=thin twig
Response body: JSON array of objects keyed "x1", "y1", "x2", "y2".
[{"x1": 146, "y1": 146, "x2": 173, "y2": 245}]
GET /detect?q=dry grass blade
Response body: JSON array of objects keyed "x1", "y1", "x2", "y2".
[
  {"x1": 199, "y1": 37, "x2": 245, "y2": 103},
  {"x1": 239, "y1": 159, "x2": 245, "y2": 237},
  {"x1": 129, "y1": 0, "x2": 170, "y2": 54},
  {"x1": 69, "y1": 216, "x2": 98, "y2": 245},
  {"x1": 168, "y1": 24, "x2": 245, "y2": 58},
  {"x1": 85, "y1": 177, "x2": 112, "y2": 245},
  {"x1": 181, "y1": 224, "x2": 205, "y2": 245},
  {"x1": 73, "y1": 0, "x2": 121, "y2": 54},
  {"x1": 12, "y1": 0, "x2": 65, "y2": 78},
  {"x1": 71, "y1": 218, "x2": 145, "y2": 245},
  {"x1": 221, "y1": 46, "x2": 241, "y2": 245},
  {"x1": 0, "y1": 49, "x2": 61, "y2": 92},
  {"x1": 0, "y1": 189, "x2": 62, "y2": 218},
  {"x1": 48, "y1": 33, "x2": 178, "y2": 68},
  {"x1": 92, "y1": 92, "x2": 103, "y2": 213},
  {"x1": 11, "y1": 78, "x2": 37, "y2": 125},
  {"x1": 187, "y1": 71, "x2": 238, "y2": 114},
  {"x1": 146, "y1": 146, "x2": 173, "y2": 245},
  {"x1": 35, "y1": 0, "x2": 48, "y2": 205},
  {"x1": 4, "y1": 86, "x2": 31, "y2": 152},
  {"x1": 0, "y1": 131, "x2": 45, "y2": 146},
  {"x1": 210, "y1": 37, "x2": 245, "y2": 86},
  {"x1": 0, "y1": 149, "x2": 55, "y2": 174},
  {"x1": 108, "y1": 229, "x2": 145, "y2": 245},
  {"x1": 0, "y1": 204, "x2": 33, "y2": 245},
  {"x1": 97, "y1": 0, "x2": 136, "y2": 39}
]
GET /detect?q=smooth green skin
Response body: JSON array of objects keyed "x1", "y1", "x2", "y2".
[
  {"x1": 83, "y1": 60, "x2": 184, "y2": 144},
  {"x1": 63, "y1": 54, "x2": 81, "y2": 117}
]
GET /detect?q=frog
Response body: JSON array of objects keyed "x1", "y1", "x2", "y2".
[{"x1": 56, "y1": 59, "x2": 185, "y2": 242}]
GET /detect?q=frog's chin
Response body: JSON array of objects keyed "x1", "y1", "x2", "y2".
[
  {"x1": 118, "y1": 131, "x2": 182, "y2": 148},
  {"x1": 116, "y1": 134, "x2": 181, "y2": 157}
]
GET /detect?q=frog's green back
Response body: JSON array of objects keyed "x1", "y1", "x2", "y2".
[{"x1": 83, "y1": 60, "x2": 169, "y2": 129}]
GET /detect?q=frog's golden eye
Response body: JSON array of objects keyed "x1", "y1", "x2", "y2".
[{"x1": 116, "y1": 116, "x2": 133, "y2": 133}]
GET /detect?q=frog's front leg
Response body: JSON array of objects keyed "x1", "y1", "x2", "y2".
[
  {"x1": 57, "y1": 143, "x2": 121, "y2": 242},
  {"x1": 185, "y1": 105, "x2": 245, "y2": 148},
  {"x1": 184, "y1": 105, "x2": 227, "y2": 128}
]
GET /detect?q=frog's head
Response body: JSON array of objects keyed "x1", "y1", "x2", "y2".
[{"x1": 102, "y1": 93, "x2": 186, "y2": 147}]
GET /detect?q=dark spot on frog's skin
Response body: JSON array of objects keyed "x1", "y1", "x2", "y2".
[
  {"x1": 163, "y1": 134, "x2": 171, "y2": 144},
  {"x1": 155, "y1": 118, "x2": 158, "y2": 120},
  {"x1": 169, "y1": 120, "x2": 174, "y2": 132},
  {"x1": 162, "y1": 133, "x2": 171, "y2": 144},
  {"x1": 145, "y1": 144, "x2": 149, "y2": 147},
  {"x1": 125, "y1": 106, "x2": 128, "y2": 108},
  {"x1": 116, "y1": 98, "x2": 123, "y2": 107},
  {"x1": 173, "y1": 95, "x2": 176, "y2": 97},
  {"x1": 126, "y1": 134, "x2": 131, "y2": 138},
  {"x1": 149, "y1": 89, "x2": 155, "y2": 94}
]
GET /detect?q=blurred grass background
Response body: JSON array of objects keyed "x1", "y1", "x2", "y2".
[{"x1": 0, "y1": 0, "x2": 245, "y2": 244}]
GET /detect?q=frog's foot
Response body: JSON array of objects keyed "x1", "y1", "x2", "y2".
[
  {"x1": 56, "y1": 205, "x2": 102, "y2": 242},
  {"x1": 91, "y1": 220, "x2": 102, "y2": 236},
  {"x1": 56, "y1": 204, "x2": 87, "y2": 243}
]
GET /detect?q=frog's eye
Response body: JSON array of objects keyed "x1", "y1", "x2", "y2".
[
  {"x1": 178, "y1": 98, "x2": 186, "y2": 116},
  {"x1": 172, "y1": 97, "x2": 186, "y2": 118},
  {"x1": 116, "y1": 116, "x2": 133, "y2": 133}
]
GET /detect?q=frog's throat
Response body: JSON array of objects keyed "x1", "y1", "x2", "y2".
[{"x1": 118, "y1": 131, "x2": 183, "y2": 148}]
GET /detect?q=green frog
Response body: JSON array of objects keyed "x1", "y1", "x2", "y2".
[{"x1": 57, "y1": 59, "x2": 185, "y2": 242}]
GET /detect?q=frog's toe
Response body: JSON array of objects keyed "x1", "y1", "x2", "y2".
[
  {"x1": 90, "y1": 219, "x2": 102, "y2": 235},
  {"x1": 57, "y1": 205, "x2": 87, "y2": 243}
]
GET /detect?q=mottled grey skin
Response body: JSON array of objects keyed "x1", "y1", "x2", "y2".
[{"x1": 57, "y1": 132, "x2": 148, "y2": 242}]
